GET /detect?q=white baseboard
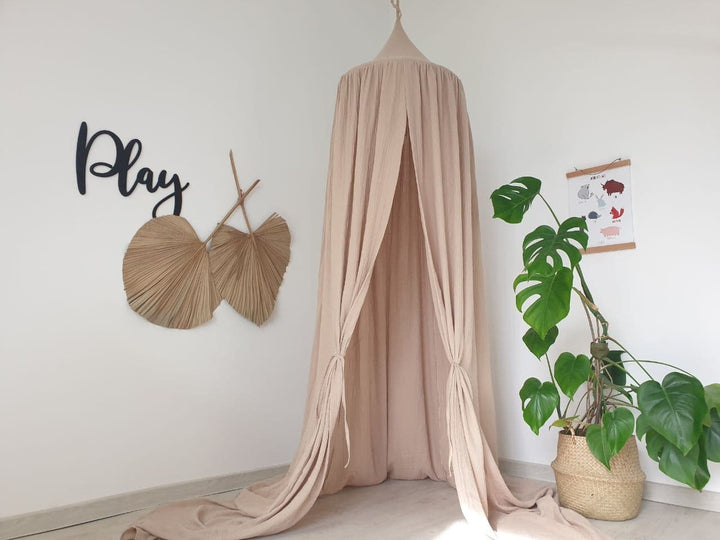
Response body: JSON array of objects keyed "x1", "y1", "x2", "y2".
[
  {"x1": 0, "y1": 464, "x2": 289, "y2": 540},
  {"x1": 499, "y1": 458, "x2": 720, "y2": 514}
]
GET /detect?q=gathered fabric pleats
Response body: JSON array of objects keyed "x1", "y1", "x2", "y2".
[{"x1": 122, "y1": 58, "x2": 608, "y2": 540}]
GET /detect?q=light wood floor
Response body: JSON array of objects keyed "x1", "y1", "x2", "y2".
[{"x1": 19, "y1": 477, "x2": 720, "y2": 539}]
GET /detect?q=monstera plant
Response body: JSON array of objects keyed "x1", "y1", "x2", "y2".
[{"x1": 491, "y1": 176, "x2": 720, "y2": 490}]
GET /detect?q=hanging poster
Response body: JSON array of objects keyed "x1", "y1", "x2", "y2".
[{"x1": 567, "y1": 159, "x2": 636, "y2": 254}]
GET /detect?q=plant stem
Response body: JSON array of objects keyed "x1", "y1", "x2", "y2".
[
  {"x1": 607, "y1": 399, "x2": 640, "y2": 410},
  {"x1": 562, "y1": 400, "x2": 571, "y2": 418},
  {"x1": 598, "y1": 355, "x2": 641, "y2": 385},
  {"x1": 573, "y1": 287, "x2": 609, "y2": 337},
  {"x1": 579, "y1": 291, "x2": 597, "y2": 342},
  {"x1": 630, "y1": 359, "x2": 695, "y2": 377},
  {"x1": 612, "y1": 354, "x2": 696, "y2": 378},
  {"x1": 604, "y1": 337, "x2": 655, "y2": 380},
  {"x1": 569, "y1": 387, "x2": 591, "y2": 419},
  {"x1": 574, "y1": 265, "x2": 596, "y2": 305},
  {"x1": 593, "y1": 358, "x2": 603, "y2": 424},
  {"x1": 585, "y1": 381, "x2": 591, "y2": 420},
  {"x1": 544, "y1": 354, "x2": 563, "y2": 418},
  {"x1": 538, "y1": 193, "x2": 562, "y2": 227}
]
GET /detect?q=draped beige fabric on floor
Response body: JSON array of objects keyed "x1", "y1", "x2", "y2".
[{"x1": 122, "y1": 56, "x2": 608, "y2": 540}]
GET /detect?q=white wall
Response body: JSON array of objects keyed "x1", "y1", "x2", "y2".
[
  {"x1": 0, "y1": 0, "x2": 391, "y2": 517},
  {"x1": 0, "y1": 0, "x2": 718, "y2": 518},
  {"x1": 429, "y1": 0, "x2": 720, "y2": 494}
]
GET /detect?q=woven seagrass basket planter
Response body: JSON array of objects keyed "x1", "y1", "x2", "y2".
[{"x1": 551, "y1": 433, "x2": 646, "y2": 521}]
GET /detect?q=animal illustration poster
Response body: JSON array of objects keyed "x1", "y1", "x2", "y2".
[{"x1": 566, "y1": 159, "x2": 636, "y2": 253}]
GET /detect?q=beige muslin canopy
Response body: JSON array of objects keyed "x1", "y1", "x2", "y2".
[{"x1": 122, "y1": 9, "x2": 607, "y2": 540}]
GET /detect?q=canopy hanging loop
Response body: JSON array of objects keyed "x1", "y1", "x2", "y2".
[
  {"x1": 376, "y1": 0, "x2": 427, "y2": 61},
  {"x1": 390, "y1": 0, "x2": 402, "y2": 20}
]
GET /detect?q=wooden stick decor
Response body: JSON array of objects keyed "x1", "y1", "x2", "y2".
[{"x1": 122, "y1": 151, "x2": 291, "y2": 329}]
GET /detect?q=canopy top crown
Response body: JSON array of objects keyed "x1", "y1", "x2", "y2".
[{"x1": 374, "y1": 0, "x2": 428, "y2": 62}]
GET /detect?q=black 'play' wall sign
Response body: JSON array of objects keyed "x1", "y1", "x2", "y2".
[{"x1": 75, "y1": 121, "x2": 189, "y2": 217}]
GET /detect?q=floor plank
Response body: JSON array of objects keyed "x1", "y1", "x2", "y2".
[{"x1": 19, "y1": 478, "x2": 720, "y2": 539}]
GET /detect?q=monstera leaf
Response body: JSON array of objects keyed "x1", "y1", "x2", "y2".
[
  {"x1": 490, "y1": 177, "x2": 542, "y2": 224},
  {"x1": 522, "y1": 217, "x2": 589, "y2": 270},
  {"x1": 705, "y1": 409, "x2": 720, "y2": 462},
  {"x1": 586, "y1": 408, "x2": 635, "y2": 469},
  {"x1": 519, "y1": 377, "x2": 559, "y2": 435},
  {"x1": 554, "y1": 352, "x2": 592, "y2": 399},
  {"x1": 639, "y1": 417, "x2": 711, "y2": 490},
  {"x1": 642, "y1": 430, "x2": 665, "y2": 463},
  {"x1": 522, "y1": 326, "x2": 559, "y2": 359},
  {"x1": 705, "y1": 385, "x2": 720, "y2": 462},
  {"x1": 705, "y1": 383, "x2": 720, "y2": 426},
  {"x1": 635, "y1": 414, "x2": 651, "y2": 441},
  {"x1": 658, "y1": 438, "x2": 711, "y2": 490},
  {"x1": 705, "y1": 384, "x2": 720, "y2": 417},
  {"x1": 637, "y1": 373, "x2": 708, "y2": 455},
  {"x1": 514, "y1": 261, "x2": 573, "y2": 340}
]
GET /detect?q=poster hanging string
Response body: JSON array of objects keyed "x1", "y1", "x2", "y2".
[{"x1": 573, "y1": 157, "x2": 623, "y2": 176}]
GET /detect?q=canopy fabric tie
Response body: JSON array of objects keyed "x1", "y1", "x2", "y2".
[
  {"x1": 331, "y1": 352, "x2": 351, "y2": 467},
  {"x1": 390, "y1": 0, "x2": 402, "y2": 20},
  {"x1": 446, "y1": 361, "x2": 473, "y2": 474}
]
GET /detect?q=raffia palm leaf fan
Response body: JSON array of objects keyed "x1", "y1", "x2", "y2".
[
  {"x1": 209, "y1": 213, "x2": 291, "y2": 326},
  {"x1": 122, "y1": 216, "x2": 221, "y2": 329}
]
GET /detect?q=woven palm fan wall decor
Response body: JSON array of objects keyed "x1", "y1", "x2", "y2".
[{"x1": 122, "y1": 151, "x2": 291, "y2": 329}]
